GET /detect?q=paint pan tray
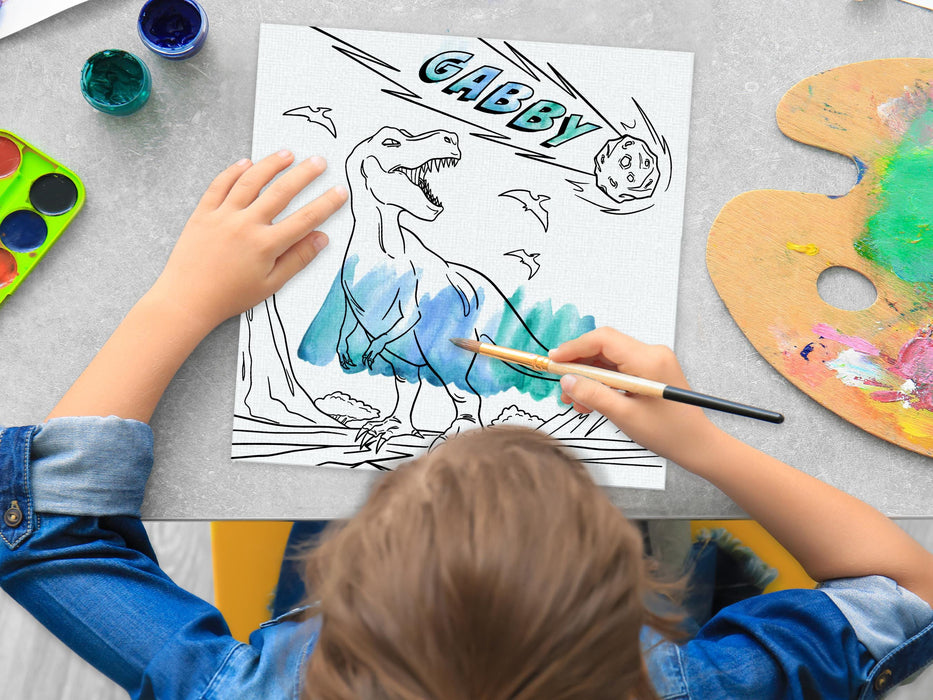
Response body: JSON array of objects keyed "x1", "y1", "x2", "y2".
[{"x1": 0, "y1": 130, "x2": 85, "y2": 305}]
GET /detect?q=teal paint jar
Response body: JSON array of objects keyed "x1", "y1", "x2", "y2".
[{"x1": 80, "y1": 50, "x2": 152, "y2": 116}]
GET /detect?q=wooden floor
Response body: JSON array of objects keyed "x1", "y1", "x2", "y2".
[{"x1": 2, "y1": 520, "x2": 932, "y2": 698}]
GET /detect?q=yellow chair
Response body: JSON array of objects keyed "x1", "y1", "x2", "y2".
[
  {"x1": 211, "y1": 518, "x2": 813, "y2": 644},
  {"x1": 690, "y1": 519, "x2": 815, "y2": 593},
  {"x1": 211, "y1": 521, "x2": 294, "y2": 643}
]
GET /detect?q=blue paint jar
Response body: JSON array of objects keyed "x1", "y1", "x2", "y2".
[{"x1": 138, "y1": 0, "x2": 208, "y2": 60}]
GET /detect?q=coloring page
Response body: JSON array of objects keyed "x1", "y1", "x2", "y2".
[
  {"x1": 234, "y1": 25, "x2": 693, "y2": 489},
  {"x1": 0, "y1": 0, "x2": 94, "y2": 40}
]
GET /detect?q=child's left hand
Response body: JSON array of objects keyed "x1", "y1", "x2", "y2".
[{"x1": 151, "y1": 150, "x2": 348, "y2": 330}]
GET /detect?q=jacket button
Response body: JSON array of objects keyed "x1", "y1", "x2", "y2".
[
  {"x1": 873, "y1": 668, "x2": 893, "y2": 691},
  {"x1": 3, "y1": 500, "x2": 23, "y2": 527}
]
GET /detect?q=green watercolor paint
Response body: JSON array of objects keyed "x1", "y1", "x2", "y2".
[
  {"x1": 856, "y1": 102, "x2": 933, "y2": 282},
  {"x1": 80, "y1": 50, "x2": 152, "y2": 116}
]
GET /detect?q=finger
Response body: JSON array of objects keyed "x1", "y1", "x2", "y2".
[
  {"x1": 225, "y1": 149, "x2": 295, "y2": 209},
  {"x1": 550, "y1": 327, "x2": 639, "y2": 363},
  {"x1": 196, "y1": 158, "x2": 251, "y2": 212},
  {"x1": 559, "y1": 374, "x2": 632, "y2": 424},
  {"x1": 272, "y1": 185, "x2": 348, "y2": 254},
  {"x1": 250, "y1": 156, "x2": 328, "y2": 220},
  {"x1": 267, "y1": 231, "x2": 330, "y2": 291},
  {"x1": 551, "y1": 328, "x2": 657, "y2": 376}
]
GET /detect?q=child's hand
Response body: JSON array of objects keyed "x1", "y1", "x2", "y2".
[
  {"x1": 150, "y1": 151, "x2": 348, "y2": 330},
  {"x1": 550, "y1": 327, "x2": 722, "y2": 469}
]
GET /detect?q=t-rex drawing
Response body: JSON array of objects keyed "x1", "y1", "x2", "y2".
[{"x1": 298, "y1": 126, "x2": 565, "y2": 449}]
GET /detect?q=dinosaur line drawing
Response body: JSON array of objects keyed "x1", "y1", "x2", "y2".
[{"x1": 298, "y1": 126, "x2": 582, "y2": 450}]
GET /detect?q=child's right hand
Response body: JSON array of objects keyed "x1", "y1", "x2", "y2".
[{"x1": 550, "y1": 327, "x2": 722, "y2": 469}]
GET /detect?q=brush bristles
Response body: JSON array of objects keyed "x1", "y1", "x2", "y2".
[{"x1": 450, "y1": 337, "x2": 482, "y2": 352}]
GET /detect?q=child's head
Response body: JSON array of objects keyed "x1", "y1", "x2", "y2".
[{"x1": 301, "y1": 426, "x2": 679, "y2": 699}]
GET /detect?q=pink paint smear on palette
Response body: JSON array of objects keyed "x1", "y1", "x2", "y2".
[{"x1": 812, "y1": 325, "x2": 933, "y2": 413}]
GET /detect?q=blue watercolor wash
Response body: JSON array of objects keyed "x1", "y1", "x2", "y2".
[
  {"x1": 299, "y1": 256, "x2": 596, "y2": 402},
  {"x1": 138, "y1": 0, "x2": 208, "y2": 60}
]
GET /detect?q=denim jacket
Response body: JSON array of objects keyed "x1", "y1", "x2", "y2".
[{"x1": 1, "y1": 416, "x2": 931, "y2": 699}]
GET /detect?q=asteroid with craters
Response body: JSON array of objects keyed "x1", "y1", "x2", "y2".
[{"x1": 593, "y1": 135, "x2": 660, "y2": 203}]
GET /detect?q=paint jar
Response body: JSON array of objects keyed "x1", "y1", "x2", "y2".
[
  {"x1": 138, "y1": 0, "x2": 209, "y2": 60},
  {"x1": 80, "y1": 50, "x2": 152, "y2": 116}
]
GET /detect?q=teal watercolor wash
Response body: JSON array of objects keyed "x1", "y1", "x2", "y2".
[
  {"x1": 487, "y1": 288, "x2": 596, "y2": 401},
  {"x1": 855, "y1": 103, "x2": 933, "y2": 282},
  {"x1": 80, "y1": 50, "x2": 152, "y2": 116},
  {"x1": 299, "y1": 256, "x2": 596, "y2": 402}
]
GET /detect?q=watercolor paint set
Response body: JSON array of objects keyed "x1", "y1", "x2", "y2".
[{"x1": 0, "y1": 130, "x2": 85, "y2": 305}]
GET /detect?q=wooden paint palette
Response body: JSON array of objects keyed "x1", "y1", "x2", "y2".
[
  {"x1": 707, "y1": 59, "x2": 933, "y2": 457},
  {"x1": 0, "y1": 130, "x2": 85, "y2": 305}
]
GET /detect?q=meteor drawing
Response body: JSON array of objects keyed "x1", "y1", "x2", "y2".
[
  {"x1": 282, "y1": 105, "x2": 338, "y2": 137},
  {"x1": 504, "y1": 249, "x2": 542, "y2": 279},
  {"x1": 498, "y1": 189, "x2": 550, "y2": 231}
]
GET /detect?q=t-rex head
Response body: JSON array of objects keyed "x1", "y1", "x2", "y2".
[{"x1": 349, "y1": 127, "x2": 461, "y2": 221}]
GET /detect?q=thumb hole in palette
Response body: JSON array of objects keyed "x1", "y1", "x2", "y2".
[{"x1": 816, "y1": 266, "x2": 877, "y2": 311}]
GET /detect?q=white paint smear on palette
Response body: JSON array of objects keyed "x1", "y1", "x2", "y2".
[
  {"x1": 233, "y1": 25, "x2": 693, "y2": 490},
  {"x1": 0, "y1": 0, "x2": 94, "y2": 39}
]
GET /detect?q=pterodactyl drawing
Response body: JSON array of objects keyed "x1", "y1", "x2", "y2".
[
  {"x1": 499, "y1": 189, "x2": 550, "y2": 231},
  {"x1": 504, "y1": 249, "x2": 541, "y2": 280},
  {"x1": 283, "y1": 105, "x2": 338, "y2": 137}
]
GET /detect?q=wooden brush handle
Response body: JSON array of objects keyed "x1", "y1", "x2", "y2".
[{"x1": 547, "y1": 360, "x2": 666, "y2": 396}]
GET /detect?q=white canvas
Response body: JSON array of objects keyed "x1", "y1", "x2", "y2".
[
  {"x1": 899, "y1": 0, "x2": 933, "y2": 10},
  {"x1": 234, "y1": 24, "x2": 693, "y2": 489},
  {"x1": 0, "y1": 0, "x2": 93, "y2": 40}
]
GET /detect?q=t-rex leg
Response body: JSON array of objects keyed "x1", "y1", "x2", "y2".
[
  {"x1": 357, "y1": 369, "x2": 424, "y2": 451},
  {"x1": 422, "y1": 354, "x2": 483, "y2": 449}
]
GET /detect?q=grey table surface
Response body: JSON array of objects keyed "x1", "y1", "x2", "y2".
[{"x1": 1, "y1": 0, "x2": 931, "y2": 519}]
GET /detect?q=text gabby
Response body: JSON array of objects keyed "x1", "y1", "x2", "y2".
[{"x1": 419, "y1": 51, "x2": 601, "y2": 148}]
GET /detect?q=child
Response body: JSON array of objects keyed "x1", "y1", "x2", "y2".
[{"x1": 1, "y1": 151, "x2": 932, "y2": 699}]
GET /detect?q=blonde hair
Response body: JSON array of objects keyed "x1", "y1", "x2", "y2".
[{"x1": 300, "y1": 426, "x2": 683, "y2": 699}]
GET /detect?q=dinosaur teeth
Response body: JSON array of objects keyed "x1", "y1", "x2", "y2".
[{"x1": 418, "y1": 176, "x2": 441, "y2": 208}]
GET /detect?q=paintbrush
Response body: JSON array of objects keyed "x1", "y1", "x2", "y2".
[{"x1": 449, "y1": 338, "x2": 784, "y2": 424}]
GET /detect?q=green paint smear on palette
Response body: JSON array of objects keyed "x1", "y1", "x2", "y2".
[{"x1": 855, "y1": 102, "x2": 933, "y2": 283}]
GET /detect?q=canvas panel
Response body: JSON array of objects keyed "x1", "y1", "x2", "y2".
[{"x1": 233, "y1": 25, "x2": 693, "y2": 489}]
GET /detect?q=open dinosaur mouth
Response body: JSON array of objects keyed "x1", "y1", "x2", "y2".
[{"x1": 390, "y1": 157, "x2": 459, "y2": 208}]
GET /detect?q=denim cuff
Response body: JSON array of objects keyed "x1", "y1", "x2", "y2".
[
  {"x1": 820, "y1": 575, "x2": 933, "y2": 662},
  {"x1": 29, "y1": 416, "x2": 154, "y2": 517}
]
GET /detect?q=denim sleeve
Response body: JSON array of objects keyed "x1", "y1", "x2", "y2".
[
  {"x1": 0, "y1": 420, "x2": 305, "y2": 700},
  {"x1": 29, "y1": 416, "x2": 154, "y2": 516},
  {"x1": 820, "y1": 576, "x2": 933, "y2": 661}
]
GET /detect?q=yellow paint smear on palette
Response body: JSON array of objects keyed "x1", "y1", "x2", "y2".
[
  {"x1": 708, "y1": 59, "x2": 933, "y2": 458},
  {"x1": 785, "y1": 242, "x2": 819, "y2": 255}
]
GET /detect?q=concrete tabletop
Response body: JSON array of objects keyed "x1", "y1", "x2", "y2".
[{"x1": 1, "y1": 0, "x2": 931, "y2": 519}]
